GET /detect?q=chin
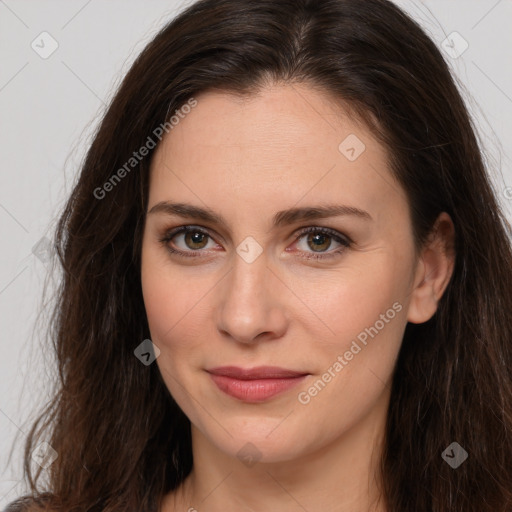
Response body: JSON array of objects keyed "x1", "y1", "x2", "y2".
[{"x1": 197, "y1": 418, "x2": 314, "y2": 465}]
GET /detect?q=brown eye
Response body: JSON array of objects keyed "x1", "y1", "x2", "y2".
[
  {"x1": 159, "y1": 225, "x2": 352, "y2": 261},
  {"x1": 305, "y1": 232, "x2": 332, "y2": 252},
  {"x1": 293, "y1": 227, "x2": 352, "y2": 260},
  {"x1": 183, "y1": 230, "x2": 209, "y2": 250},
  {"x1": 159, "y1": 226, "x2": 217, "y2": 257}
]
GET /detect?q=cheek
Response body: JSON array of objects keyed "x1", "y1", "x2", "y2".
[
  {"x1": 296, "y1": 254, "x2": 407, "y2": 350},
  {"x1": 292, "y1": 263, "x2": 407, "y2": 436},
  {"x1": 141, "y1": 244, "x2": 218, "y2": 372},
  {"x1": 142, "y1": 268, "x2": 202, "y2": 349},
  {"x1": 141, "y1": 242, "x2": 410, "y2": 357},
  {"x1": 141, "y1": 244, "x2": 182, "y2": 345},
  {"x1": 141, "y1": 261, "x2": 205, "y2": 406}
]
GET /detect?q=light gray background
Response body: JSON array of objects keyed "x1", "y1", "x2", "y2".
[{"x1": 1, "y1": 0, "x2": 511, "y2": 505}]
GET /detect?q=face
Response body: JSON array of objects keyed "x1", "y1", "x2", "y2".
[{"x1": 140, "y1": 83, "x2": 420, "y2": 463}]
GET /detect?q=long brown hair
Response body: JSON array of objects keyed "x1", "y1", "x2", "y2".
[{"x1": 6, "y1": 0, "x2": 512, "y2": 510}]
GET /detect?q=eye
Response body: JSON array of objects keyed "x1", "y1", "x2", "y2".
[
  {"x1": 159, "y1": 225, "x2": 352, "y2": 260},
  {"x1": 159, "y1": 226, "x2": 219, "y2": 257},
  {"x1": 291, "y1": 227, "x2": 352, "y2": 260}
]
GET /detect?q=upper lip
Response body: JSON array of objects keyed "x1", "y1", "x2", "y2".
[{"x1": 206, "y1": 366, "x2": 308, "y2": 380}]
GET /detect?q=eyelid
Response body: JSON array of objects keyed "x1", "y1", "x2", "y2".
[
  {"x1": 166, "y1": 224, "x2": 224, "y2": 245},
  {"x1": 160, "y1": 224, "x2": 352, "y2": 243},
  {"x1": 294, "y1": 226, "x2": 353, "y2": 245},
  {"x1": 159, "y1": 224, "x2": 352, "y2": 259},
  {"x1": 160, "y1": 225, "x2": 221, "y2": 251}
]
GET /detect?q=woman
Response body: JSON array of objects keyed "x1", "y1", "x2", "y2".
[{"x1": 5, "y1": 0, "x2": 512, "y2": 510}]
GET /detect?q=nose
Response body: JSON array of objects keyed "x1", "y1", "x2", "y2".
[{"x1": 215, "y1": 250, "x2": 288, "y2": 345}]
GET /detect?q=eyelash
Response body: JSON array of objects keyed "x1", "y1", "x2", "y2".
[{"x1": 158, "y1": 225, "x2": 353, "y2": 261}]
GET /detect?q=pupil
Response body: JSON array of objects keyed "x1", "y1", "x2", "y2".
[
  {"x1": 186, "y1": 231, "x2": 206, "y2": 248},
  {"x1": 309, "y1": 233, "x2": 330, "y2": 252}
]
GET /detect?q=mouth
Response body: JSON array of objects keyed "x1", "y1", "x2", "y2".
[{"x1": 206, "y1": 366, "x2": 309, "y2": 403}]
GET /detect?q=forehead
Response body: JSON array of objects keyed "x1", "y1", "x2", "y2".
[
  {"x1": 158, "y1": 84, "x2": 373, "y2": 157},
  {"x1": 148, "y1": 84, "x2": 406, "y2": 227}
]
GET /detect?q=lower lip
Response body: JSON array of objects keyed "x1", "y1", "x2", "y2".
[{"x1": 208, "y1": 373, "x2": 308, "y2": 402}]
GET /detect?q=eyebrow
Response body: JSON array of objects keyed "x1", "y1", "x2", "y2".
[{"x1": 147, "y1": 201, "x2": 372, "y2": 229}]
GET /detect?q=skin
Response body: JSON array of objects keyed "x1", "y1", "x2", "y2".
[{"x1": 140, "y1": 83, "x2": 455, "y2": 512}]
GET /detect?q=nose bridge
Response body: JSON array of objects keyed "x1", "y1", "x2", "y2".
[
  {"x1": 227, "y1": 246, "x2": 271, "y2": 310},
  {"x1": 231, "y1": 245, "x2": 270, "y2": 298},
  {"x1": 216, "y1": 244, "x2": 287, "y2": 343},
  {"x1": 225, "y1": 232, "x2": 270, "y2": 298}
]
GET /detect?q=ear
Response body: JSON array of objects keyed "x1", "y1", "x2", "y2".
[{"x1": 407, "y1": 212, "x2": 456, "y2": 324}]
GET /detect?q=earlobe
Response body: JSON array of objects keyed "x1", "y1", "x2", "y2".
[{"x1": 407, "y1": 212, "x2": 456, "y2": 325}]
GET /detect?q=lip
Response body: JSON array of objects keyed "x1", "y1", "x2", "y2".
[
  {"x1": 207, "y1": 365, "x2": 308, "y2": 379},
  {"x1": 206, "y1": 366, "x2": 309, "y2": 402}
]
